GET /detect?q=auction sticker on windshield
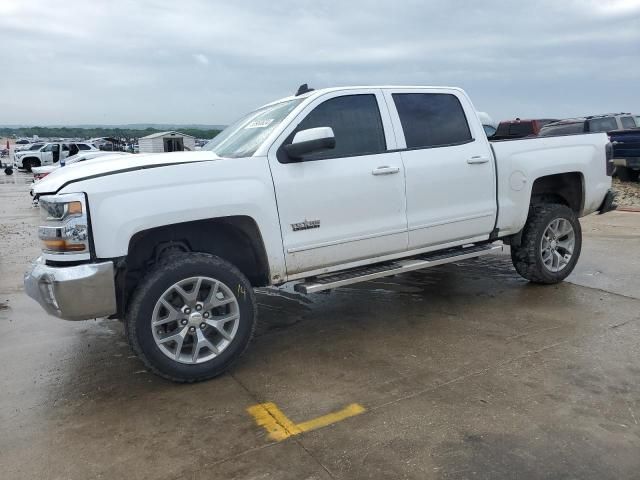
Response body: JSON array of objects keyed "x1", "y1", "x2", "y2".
[{"x1": 245, "y1": 119, "x2": 274, "y2": 129}]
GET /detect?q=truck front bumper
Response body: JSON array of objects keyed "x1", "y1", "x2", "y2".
[
  {"x1": 597, "y1": 189, "x2": 617, "y2": 215},
  {"x1": 24, "y1": 256, "x2": 117, "y2": 320}
]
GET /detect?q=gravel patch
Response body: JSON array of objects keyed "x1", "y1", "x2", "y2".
[{"x1": 613, "y1": 178, "x2": 640, "y2": 209}]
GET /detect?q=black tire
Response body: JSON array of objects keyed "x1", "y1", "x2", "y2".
[
  {"x1": 616, "y1": 167, "x2": 639, "y2": 182},
  {"x1": 125, "y1": 253, "x2": 257, "y2": 383},
  {"x1": 510, "y1": 203, "x2": 582, "y2": 284},
  {"x1": 22, "y1": 158, "x2": 40, "y2": 172}
]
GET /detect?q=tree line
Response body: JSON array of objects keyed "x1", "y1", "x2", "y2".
[{"x1": 0, "y1": 126, "x2": 222, "y2": 140}]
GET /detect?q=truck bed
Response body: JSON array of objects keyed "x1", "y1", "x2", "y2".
[{"x1": 489, "y1": 132, "x2": 611, "y2": 236}]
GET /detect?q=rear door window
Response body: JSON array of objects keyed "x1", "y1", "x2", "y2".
[
  {"x1": 621, "y1": 116, "x2": 637, "y2": 129},
  {"x1": 392, "y1": 93, "x2": 472, "y2": 148},
  {"x1": 588, "y1": 117, "x2": 618, "y2": 132},
  {"x1": 508, "y1": 122, "x2": 534, "y2": 137},
  {"x1": 77, "y1": 144, "x2": 91, "y2": 150}
]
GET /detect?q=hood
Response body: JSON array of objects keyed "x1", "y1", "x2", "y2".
[{"x1": 33, "y1": 151, "x2": 219, "y2": 194}]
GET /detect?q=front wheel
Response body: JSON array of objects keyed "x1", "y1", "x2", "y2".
[
  {"x1": 126, "y1": 253, "x2": 257, "y2": 382},
  {"x1": 510, "y1": 203, "x2": 582, "y2": 284}
]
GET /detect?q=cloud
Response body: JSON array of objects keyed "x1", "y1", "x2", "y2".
[
  {"x1": 0, "y1": 0, "x2": 638, "y2": 125},
  {"x1": 193, "y1": 53, "x2": 210, "y2": 66}
]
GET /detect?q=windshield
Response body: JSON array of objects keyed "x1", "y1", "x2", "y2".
[{"x1": 204, "y1": 98, "x2": 303, "y2": 158}]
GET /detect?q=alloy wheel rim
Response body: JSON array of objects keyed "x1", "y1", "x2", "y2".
[
  {"x1": 151, "y1": 276, "x2": 240, "y2": 364},
  {"x1": 540, "y1": 218, "x2": 575, "y2": 273}
]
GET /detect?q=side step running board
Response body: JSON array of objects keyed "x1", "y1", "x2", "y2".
[{"x1": 294, "y1": 243, "x2": 503, "y2": 294}]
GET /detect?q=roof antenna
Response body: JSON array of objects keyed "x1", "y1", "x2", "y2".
[{"x1": 295, "y1": 83, "x2": 314, "y2": 96}]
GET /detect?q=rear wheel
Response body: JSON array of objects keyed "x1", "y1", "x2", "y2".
[
  {"x1": 510, "y1": 203, "x2": 582, "y2": 284},
  {"x1": 125, "y1": 253, "x2": 257, "y2": 382}
]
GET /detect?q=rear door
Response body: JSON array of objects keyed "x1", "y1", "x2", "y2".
[
  {"x1": 268, "y1": 90, "x2": 408, "y2": 276},
  {"x1": 384, "y1": 88, "x2": 497, "y2": 250},
  {"x1": 61, "y1": 144, "x2": 70, "y2": 161}
]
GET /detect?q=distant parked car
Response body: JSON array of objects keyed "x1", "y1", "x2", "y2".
[
  {"x1": 14, "y1": 142, "x2": 44, "y2": 153},
  {"x1": 14, "y1": 141, "x2": 98, "y2": 171},
  {"x1": 610, "y1": 129, "x2": 640, "y2": 182},
  {"x1": 15, "y1": 138, "x2": 31, "y2": 145},
  {"x1": 493, "y1": 118, "x2": 558, "y2": 139},
  {"x1": 539, "y1": 113, "x2": 639, "y2": 137}
]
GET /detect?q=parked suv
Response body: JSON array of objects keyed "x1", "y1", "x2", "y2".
[
  {"x1": 13, "y1": 142, "x2": 97, "y2": 171},
  {"x1": 539, "y1": 113, "x2": 639, "y2": 137},
  {"x1": 493, "y1": 118, "x2": 558, "y2": 139}
]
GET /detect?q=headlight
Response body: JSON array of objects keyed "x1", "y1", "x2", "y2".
[{"x1": 38, "y1": 193, "x2": 91, "y2": 257}]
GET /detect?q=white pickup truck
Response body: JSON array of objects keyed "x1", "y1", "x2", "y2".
[{"x1": 26, "y1": 85, "x2": 616, "y2": 382}]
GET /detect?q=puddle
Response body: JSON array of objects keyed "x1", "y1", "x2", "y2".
[{"x1": 0, "y1": 170, "x2": 33, "y2": 185}]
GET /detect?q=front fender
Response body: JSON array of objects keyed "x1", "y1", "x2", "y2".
[{"x1": 60, "y1": 157, "x2": 286, "y2": 281}]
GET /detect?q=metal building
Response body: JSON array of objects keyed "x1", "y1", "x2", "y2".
[{"x1": 138, "y1": 131, "x2": 196, "y2": 153}]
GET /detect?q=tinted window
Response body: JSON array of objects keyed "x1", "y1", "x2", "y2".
[
  {"x1": 294, "y1": 94, "x2": 386, "y2": 159},
  {"x1": 539, "y1": 122, "x2": 585, "y2": 136},
  {"x1": 77, "y1": 144, "x2": 91, "y2": 150},
  {"x1": 588, "y1": 117, "x2": 617, "y2": 133},
  {"x1": 508, "y1": 122, "x2": 534, "y2": 136},
  {"x1": 621, "y1": 116, "x2": 637, "y2": 129},
  {"x1": 393, "y1": 93, "x2": 472, "y2": 148}
]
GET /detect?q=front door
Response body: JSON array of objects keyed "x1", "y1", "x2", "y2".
[
  {"x1": 268, "y1": 90, "x2": 407, "y2": 276},
  {"x1": 40, "y1": 144, "x2": 54, "y2": 165},
  {"x1": 51, "y1": 144, "x2": 60, "y2": 164},
  {"x1": 384, "y1": 89, "x2": 497, "y2": 249}
]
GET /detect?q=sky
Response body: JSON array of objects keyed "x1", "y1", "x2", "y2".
[{"x1": 1, "y1": 0, "x2": 639, "y2": 126}]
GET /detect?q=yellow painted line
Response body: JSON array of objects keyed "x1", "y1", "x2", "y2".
[
  {"x1": 247, "y1": 402, "x2": 366, "y2": 441},
  {"x1": 246, "y1": 402, "x2": 301, "y2": 441},
  {"x1": 296, "y1": 403, "x2": 366, "y2": 433}
]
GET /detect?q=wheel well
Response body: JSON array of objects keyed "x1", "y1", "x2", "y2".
[
  {"x1": 120, "y1": 216, "x2": 270, "y2": 314},
  {"x1": 530, "y1": 172, "x2": 583, "y2": 213},
  {"x1": 22, "y1": 157, "x2": 40, "y2": 166}
]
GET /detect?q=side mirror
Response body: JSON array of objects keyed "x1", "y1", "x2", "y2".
[{"x1": 284, "y1": 127, "x2": 335, "y2": 161}]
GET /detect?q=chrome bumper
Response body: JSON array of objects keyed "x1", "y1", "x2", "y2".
[{"x1": 24, "y1": 256, "x2": 117, "y2": 321}]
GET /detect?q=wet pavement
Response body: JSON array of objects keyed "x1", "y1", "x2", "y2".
[{"x1": 1, "y1": 171, "x2": 639, "y2": 479}]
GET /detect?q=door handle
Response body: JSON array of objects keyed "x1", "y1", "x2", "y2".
[
  {"x1": 467, "y1": 156, "x2": 490, "y2": 164},
  {"x1": 372, "y1": 166, "x2": 400, "y2": 175}
]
